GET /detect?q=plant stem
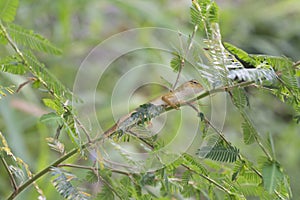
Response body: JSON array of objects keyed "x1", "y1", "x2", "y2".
[
  {"x1": 182, "y1": 164, "x2": 233, "y2": 195},
  {"x1": 1, "y1": 156, "x2": 18, "y2": 191},
  {"x1": 6, "y1": 80, "x2": 256, "y2": 199},
  {"x1": 0, "y1": 21, "x2": 91, "y2": 144},
  {"x1": 7, "y1": 147, "x2": 78, "y2": 199}
]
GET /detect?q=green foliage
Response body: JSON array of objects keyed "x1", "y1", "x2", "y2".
[
  {"x1": 182, "y1": 153, "x2": 208, "y2": 175},
  {"x1": 170, "y1": 52, "x2": 182, "y2": 72},
  {"x1": 261, "y1": 160, "x2": 284, "y2": 194},
  {"x1": 197, "y1": 143, "x2": 239, "y2": 163},
  {"x1": 51, "y1": 167, "x2": 91, "y2": 200},
  {"x1": 96, "y1": 184, "x2": 114, "y2": 200},
  {"x1": 206, "y1": 2, "x2": 219, "y2": 24},
  {"x1": 224, "y1": 42, "x2": 300, "y2": 122},
  {"x1": 6, "y1": 23, "x2": 62, "y2": 55},
  {"x1": 0, "y1": 54, "x2": 25, "y2": 74},
  {"x1": 230, "y1": 85, "x2": 258, "y2": 145},
  {"x1": 231, "y1": 88, "x2": 249, "y2": 109},
  {"x1": 223, "y1": 42, "x2": 257, "y2": 68},
  {"x1": 241, "y1": 117, "x2": 257, "y2": 145},
  {"x1": 40, "y1": 112, "x2": 62, "y2": 123},
  {"x1": 0, "y1": 0, "x2": 18, "y2": 22},
  {"x1": 0, "y1": 0, "x2": 298, "y2": 199},
  {"x1": 140, "y1": 172, "x2": 156, "y2": 186},
  {"x1": 23, "y1": 51, "x2": 73, "y2": 101},
  {"x1": 190, "y1": 0, "x2": 219, "y2": 33}
]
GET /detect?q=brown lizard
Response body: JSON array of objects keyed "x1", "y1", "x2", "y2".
[
  {"x1": 100, "y1": 79, "x2": 203, "y2": 140},
  {"x1": 150, "y1": 79, "x2": 203, "y2": 109}
]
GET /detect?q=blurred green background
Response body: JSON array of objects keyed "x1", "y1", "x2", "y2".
[{"x1": 0, "y1": 0, "x2": 299, "y2": 199}]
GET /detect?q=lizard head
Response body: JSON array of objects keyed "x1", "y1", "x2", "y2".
[
  {"x1": 188, "y1": 79, "x2": 202, "y2": 88},
  {"x1": 174, "y1": 79, "x2": 203, "y2": 92}
]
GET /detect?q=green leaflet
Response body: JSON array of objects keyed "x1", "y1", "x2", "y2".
[
  {"x1": 170, "y1": 52, "x2": 182, "y2": 72},
  {"x1": 190, "y1": 0, "x2": 219, "y2": 40},
  {"x1": 0, "y1": 54, "x2": 26, "y2": 74},
  {"x1": 40, "y1": 112, "x2": 62, "y2": 123},
  {"x1": 241, "y1": 119, "x2": 257, "y2": 145},
  {"x1": 190, "y1": 6, "x2": 202, "y2": 27},
  {"x1": 231, "y1": 88, "x2": 249, "y2": 109},
  {"x1": 0, "y1": 0, "x2": 18, "y2": 22},
  {"x1": 197, "y1": 143, "x2": 239, "y2": 163},
  {"x1": 42, "y1": 98, "x2": 64, "y2": 114},
  {"x1": 6, "y1": 23, "x2": 62, "y2": 55},
  {"x1": 252, "y1": 55, "x2": 300, "y2": 123},
  {"x1": 51, "y1": 167, "x2": 90, "y2": 200},
  {"x1": 182, "y1": 153, "x2": 208, "y2": 175},
  {"x1": 223, "y1": 42, "x2": 257, "y2": 68},
  {"x1": 262, "y1": 161, "x2": 283, "y2": 194},
  {"x1": 97, "y1": 184, "x2": 115, "y2": 200},
  {"x1": 230, "y1": 88, "x2": 257, "y2": 145},
  {"x1": 23, "y1": 51, "x2": 73, "y2": 101},
  {"x1": 85, "y1": 170, "x2": 112, "y2": 184},
  {"x1": 251, "y1": 55, "x2": 293, "y2": 71},
  {"x1": 207, "y1": 2, "x2": 219, "y2": 24},
  {"x1": 140, "y1": 173, "x2": 156, "y2": 186}
]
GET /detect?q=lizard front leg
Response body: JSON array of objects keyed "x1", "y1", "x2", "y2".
[{"x1": 161, "y1": 95, "x2": 180, "y2": 110}]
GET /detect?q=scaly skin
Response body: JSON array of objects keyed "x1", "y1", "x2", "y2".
[
  {"x1": 150, "y1": 79, "x2": 203, "y2": 109},
  {"x1": 101, "y1": 79, "x2": 203, "y2": 139}
]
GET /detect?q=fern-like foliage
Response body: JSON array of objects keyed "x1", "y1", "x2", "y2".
[
  {"x1": 6, "y1": 23, "x2": 62, "y2": 55},
  {"x1": 228, "y1": 68, "x2": 277, "y2": 83},
  {"x1": 0, "y1": 0, "x2": 18, "y2": 22},
  {"x1": 190, "y1": 0, "x2": 249, "y2": 88},
  {"x1": 0, "y1": 131, "x2": 45, "y2": 198},
  {"x1": 0, "y1": 54, "x2": 25, "y2": 74},
  {"x1": 224, "y1": 41, "x2": 300, "y2": 121},
  {"x1": 170, "y1": 52, "x2": 183, "y2": 72},
  {"x1": 197, "y1": 142, "x2": 239, "y2": 163},
  {"x1": 23, "y1": 51, "x2": 72, "y2": 101},
  {"x1": 51, "y1": 167, "x2": 91, "y2": 200},
  {"x1": 97, "y1": 184, "x2": 115, "y2": 200},
  {"x1": 182, "y1": 153, "x2": 208, "y2": 175}
]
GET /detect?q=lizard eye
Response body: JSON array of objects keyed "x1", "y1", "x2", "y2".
[{"x1": 190, "y1": 79, "x2": 198, "y2": 84}]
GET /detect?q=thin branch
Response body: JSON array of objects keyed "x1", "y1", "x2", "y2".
[
  {"x1": 73, "y1": 115, "x2": 92, "y2": 143},
  {"x1": 58, "y1": 163, "x2": 131, "y2": 177},
  {"x1": 7, "y1": 147, "x2": 79, "y2": 200},
  {"x1": 54, "y1": 124, "x2": 63, "y2": 139},
  {"x1": 129, "y1": 125, "x2": 234, "y2": 195},
  {"x1": 6, "y1": 80, "x2": 257, "y2": 199},
  {"x1": 0, "y1": 156, "x2": 18, "y2": 191},
  {"x1": 173, "y1": 22, "x2": 198, "y2": 90},
  {"x1": 293, "y1": 60, "x2": 300, "y2": 69},
  {"x1": 182, "y1": 164, "x2": 233, "y2": 195},
  {"x1": 98, "y1": 174, "x2": 123, "y2": 200},
  {"x1": 255, "y1": 136, "x2": 273, "y2": 161},
  {"x1": 187, "y1": 102, "x2": 263, "y2": 179},
  {"x1": 16, "y1": 77, "x2": 37, "y2": 93},
  {"x1": 58, "y1": 163, "x2": 95, "y2": 171},
  {"x1": 0, "y1": 21, "x2": 92, "y2": 144}
]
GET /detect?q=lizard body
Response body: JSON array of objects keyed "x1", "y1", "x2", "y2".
[
  {"x1": 101, "y1": 79, "x2": 203, "y2": 139},
  {"x1": 150, "y1": 79, "x2": 203, "y2": 109}
]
